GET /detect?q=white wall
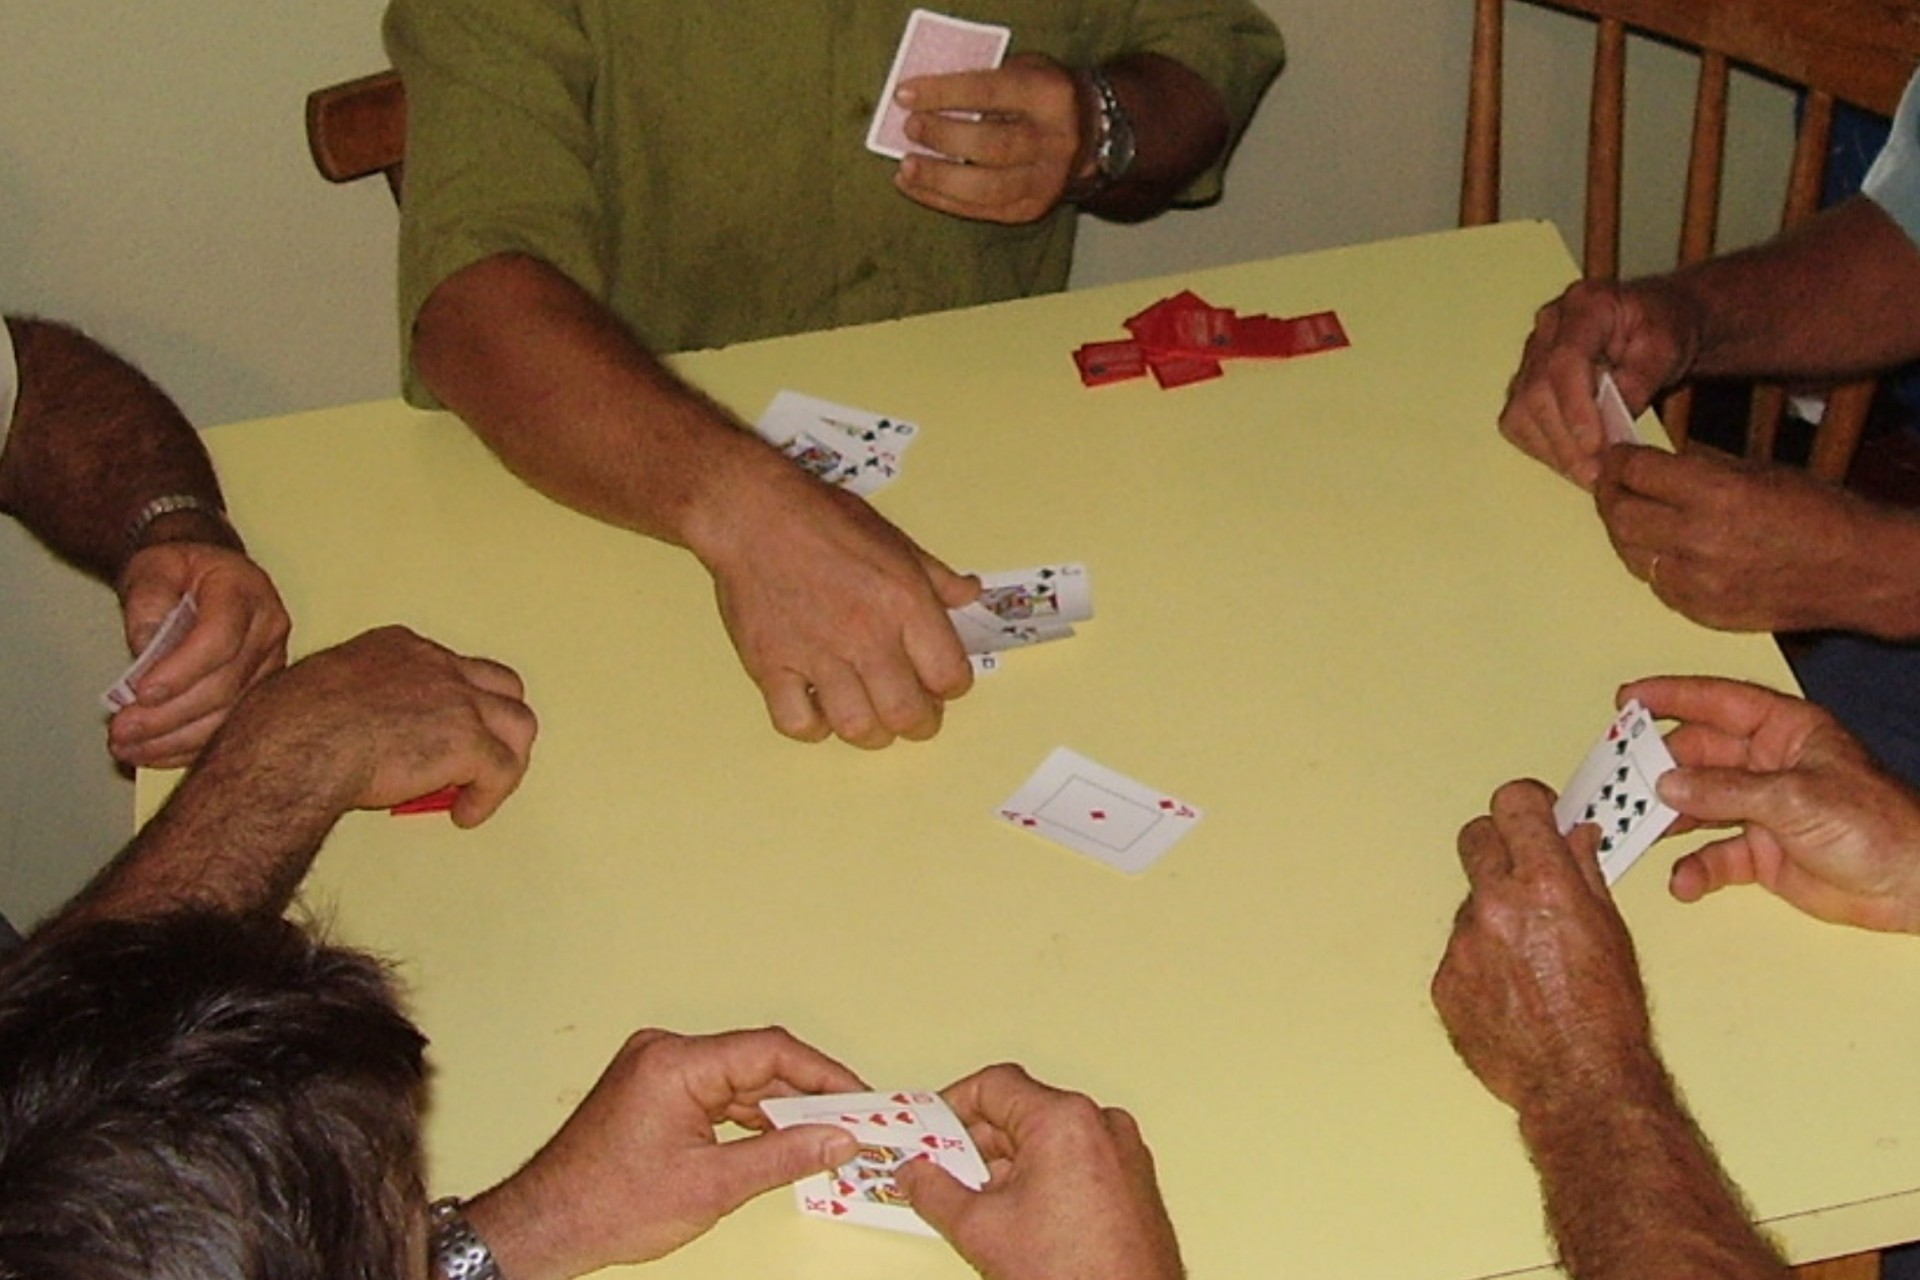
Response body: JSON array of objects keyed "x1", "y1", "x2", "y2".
[{"x1": 0, "y1": 1, "x2": 1794, "y2": 928}]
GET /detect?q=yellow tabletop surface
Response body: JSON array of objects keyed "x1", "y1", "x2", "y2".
[{"x1": 148, "y1": 222, "x2": 1920, "y2": 1278}]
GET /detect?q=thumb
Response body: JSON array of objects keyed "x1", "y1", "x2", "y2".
[
  {"x1": 894, "y1": 1155, "x2": 975, "y2": 1236},
  {"x1": 918, "y1": 551, "x2": 981, "y2": 610},
  {"x1": 705, "y1": 1126, "x2": 857, "y2": 1210},
  {"x1": 1657, "y1": 766, "x2": 1783, "y2": 829},
  {"x1": 118, "y1": 576, "x2": 182, "y2": 655}
]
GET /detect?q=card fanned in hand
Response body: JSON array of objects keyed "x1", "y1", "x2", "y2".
[
  {"x1": 759, "y1": 1091, "x2": 989, "y2": 1236},
  {"x1": 1552, "y1": 699, "x2": 1679, "y2": 884}
]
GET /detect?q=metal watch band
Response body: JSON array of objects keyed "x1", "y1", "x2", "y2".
[
  {"x1": 1067, "y1": 65, "x2": 1136, "y2": 203},
  {"x1": 429, "y1": 1197, "x2": 504, "y2": 1280},
  {"x1": 125, "y1": 492, "x2": 231, "y2": 554}
]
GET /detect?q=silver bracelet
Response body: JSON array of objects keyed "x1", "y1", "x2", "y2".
[
  {"x1": 429, "y1": 1197, "x2": 505, "y2": 1280},
  {"x1": 125, "y1": 492, "x2": 231, "y2": 554}
]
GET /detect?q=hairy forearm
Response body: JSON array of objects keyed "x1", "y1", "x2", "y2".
[
  {"x1": 1670, "y1": 198, "x2": 1920, "y2": 383},
  {"x1": 43, "y1": 715, "x2": 352, "y2": 938},
  {"x1": 411, "y1": 254, "x2": 783, "y2": 558},
  {"x1": 1519, "y1": 1058, "x2": 1789, "y2": 1280},
  {"x1": 1079, "y1": 54, "x2": 1230, "y2": 223},
  {"x1": 0, "y1": 317, "x2": 237, "y2": 582}
]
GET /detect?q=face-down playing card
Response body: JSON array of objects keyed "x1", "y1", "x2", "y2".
[
  {"x1": 867, "y1": 9, "x2": 1012, "y2": 160},
  {"x1": 759, "y1": 1090, "x2": 989, "y2": 1236},
  {"x1": 996, "y1": 747, "x2": 1202, "y2": 874},
  {"x1": 1552, "y1": 699, "x2": 1680, "y2": 884}
]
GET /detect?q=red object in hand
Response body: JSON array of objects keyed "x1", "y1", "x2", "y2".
[{"x1": 390, "y1": 785, "x2": 459, "y2": 816}]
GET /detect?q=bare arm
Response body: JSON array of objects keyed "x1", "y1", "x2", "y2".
[
  {"x1": 1434, "y1": 782, "x2": 1788, "y2": 1280},
  {"x1": 411, "y1": 255, "x2": 978, "y2": 749},
  {"x1": 409, "y1": 254, "x2": 780, "y2": 551},
  {"x1": 1501, "y1": 198, "x2": 1920, "y2": 488},
  {"x1": 0, "y1": 317, "x2": 292, "y2": 766},
  {"x1": 1077, "y1": 53, "x2": 1232, "y2": 223},
  {"x1": 1520, "y1": 1058, "x2": 1788, "y2": 1280},
  {"x1": 36, "y1": 627, "x2": 536, "y2": 937},
  {"x1": 0, "y1": 316, "x2": 238, "y2": 578},
  {"x1": 1672, "y1": 196, "x2": 1920, "y2": 381}
]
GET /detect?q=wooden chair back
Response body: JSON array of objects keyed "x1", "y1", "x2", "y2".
[
  {"x1": 306, "y1": 69, "x2": 407, "y2": 201},
  {"x1": 1462, "y1": 0, "x2": 1920, "y2": 481}
]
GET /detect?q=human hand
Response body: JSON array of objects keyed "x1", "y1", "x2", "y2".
[
  {"x1": 463, "y1": 1027, "x2": 866, "y2": 1280},
  {"x1": 893, "y1": 54, "x2": 1086, "y2": 225},
  {"x1": 1500, "y1": 278, "x2": 1700, "y2": 490},
  {"x1": 108, "y1": 542, "x2": 291, "y2": 768},
  {"x1": 1431, "y1": 781, "x2": 1655, "y2": 1113},
  {"x1": 893, "y1": 1064, "x2": 1183, "y2": 1280},
  {"x1": 1623, "y1": 676, "x2": 1920, "y2": 931},
  {"x1": 207, "y1": 624, "x2": 536, "y2": 826},
  {"x1": 703, "y1": 463, "x2": 978, "y2": 748},
  {"x1": 1595, "y1": 446, "x2": 1886, "y2": 633}
]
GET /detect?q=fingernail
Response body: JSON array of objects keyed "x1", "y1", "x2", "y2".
[
  {"x1": 1655, "y1": 772, "x2": 1685, "y2": 803},
  {"x1": 822, "y1": 1134, "x2": 857, "y2": 1169},
  {"x1": 895, "y1": 85, "x2": 917, "y2": 106}
]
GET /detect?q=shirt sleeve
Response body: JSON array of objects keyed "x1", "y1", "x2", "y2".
[
  {"x1": 385, "y1": 0, "x2": 606, "y2": 407},
  {"x1": 1117, "y1": 0, "x2": 1286, "y2": 205},
  {"x1": 1864, "y1": 67, "x2": 1920, "y2": 249}
]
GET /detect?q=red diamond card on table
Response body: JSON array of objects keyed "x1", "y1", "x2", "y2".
[{"x1": 996, "y1": 746, "x2": 1202, "y2": 874}]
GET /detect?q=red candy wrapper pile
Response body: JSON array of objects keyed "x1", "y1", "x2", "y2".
[{"x1": 1073, "y1": 290, "x2": 1350, "y2": 389}]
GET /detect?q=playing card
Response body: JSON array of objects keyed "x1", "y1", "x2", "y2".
[
  {"x1": 949, "y1": 564, "x2": 1092, "y2": 657},
  {"x1": 867, "y1": 9, "x2": 1011, "y2": 161},
  {"x1": 1552, "y1": 699, "x2": 1680, "y2": 884},
  {"x1": 996, "y1": 747, "x2": 1201, "y2": 874},
  {"x1": 760, "y1": 1091, "x2": 989, "y2": 1237},
  {"x1": 101, "y1": 593, "x2": 198, "y2": 713},
  {"x1": 1596, "y1": 371, "x2": 1640, "y2": 446},
  {"x1": 753, "y1": 391, "x2": 919, "y2": 496}
]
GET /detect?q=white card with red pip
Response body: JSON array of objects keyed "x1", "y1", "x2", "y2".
[
  {"x1": 101, "y1": 592, "x2": 197, "y2": 713},
  {"x1": 1552, "y1": 699, "x2": 1680, "y2": 884},
  {"x1": 867, "y1": 9, "x2": 1012, "y2": 160},
  {"x1": 997, "y1": 747, "x2": 1201, "y2": 874},
  {"x1": 760, "y1": 1090, "x2": 988, "y2": 1236}
]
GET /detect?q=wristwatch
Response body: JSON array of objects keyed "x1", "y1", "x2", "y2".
[
  {"x1": 1067, "y1": 65, "x2": 1136, "y2": 202},
  {"x1": 430, "y1": 1198, "x2": 504, "y2": 1280}
]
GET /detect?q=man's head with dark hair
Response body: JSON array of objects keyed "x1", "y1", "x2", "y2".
[{"x1": 0, "y1": 911, "x2": 429, "y2": 1280}]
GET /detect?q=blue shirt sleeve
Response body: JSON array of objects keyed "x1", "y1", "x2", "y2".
[{"x1": 1863, "y1": 68, "x2": 1920, "y2": 247}]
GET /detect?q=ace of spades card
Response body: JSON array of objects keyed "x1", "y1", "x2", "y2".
[
  {"x1": 759, "y1": 1091, "x2": 989, "y2": 1236},
  {"x1": 1552, "y1": 699, "x2": 1680, "y2": 884}
]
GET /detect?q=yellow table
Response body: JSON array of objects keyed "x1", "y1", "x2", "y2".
[{"x1": 155, "y1": 222, "x2": 1920, "y2": 1279}]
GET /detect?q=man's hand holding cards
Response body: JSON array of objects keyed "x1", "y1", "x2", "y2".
[{"x1": 760, "y1": 1090, "x2": 989, "y2": 1236}]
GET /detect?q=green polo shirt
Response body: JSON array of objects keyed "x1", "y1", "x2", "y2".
[{"x1": 387, "y1": 0, "x2": 1285, "y2": 405}]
